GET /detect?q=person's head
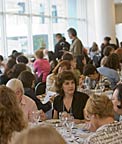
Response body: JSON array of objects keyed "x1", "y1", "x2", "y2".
[
  {"x1": 16, "y1": 55, "x2": 29, "y2": 64},
  {"x1": 11, "y1": 63, "x2": 27, "y2": 78},
  {"x1": 14, "y1": 125, "x2": 66, "y2": 144},
  {"x1": 103, "y1": 46, "x2": 114, "y2": 56},
  {"x1": 120, "y1": 41, "x2": 122, "y2": 48},
  {"x1": 55, "y1": 33, "x2": 62, "y2": 42},
  {"x1": 112, "y1": 84, "x2": 122, "y2": 115},
  {"x1": 0, "y1": 85, "x2": 27, "y2": 144},
  {"x1": 0, "y1": 55, "x2": 4, "y2": 63},
  {"x1": 91, "y1": 42, "x2": 99, "y2": 52},
  {"x1": 4, "y1": 58, "x2": 16, "y2": 76},
  {"x1": 67, "y1": 28, "x2": 77, "y2": 39},
  {"x1": 104, "y1": 36, "x2": 111, "y2": 45},
  {"x1": 62, "y1": 53, "x2": 76, "y2": 69},
  {"x1": 84, "y1": 94, "x2": 114, "y2": 132},
  {"x1": 53, "y1": 60, "x2": 71, "y2": 75},
  {"x1": 104, "y1": 53, "x2": 120, "y2": 70},
  {"x1": 18, "y1": 71, "x2": 35, "y2": 89},
  {"x1": 56, "y1": 70, "x2": 77, "y2": 96},
  {"x1": 48, "y1": 51, "x2": 56, "y2": 62},
  {"x1": 83, "y1": 64, "x2": 99, "y2": 80},
  {"x1": 35, "y1": 49, "x2": 44, "y2": 59},
  {"x1": 115, "y1": 48, "x2": 122, "y2": 63},
  {"x1": 6, "y1": 79, "x2": 24, "y2": 103}
]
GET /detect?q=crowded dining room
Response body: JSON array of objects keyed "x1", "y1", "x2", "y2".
[{"x1": 0, "y1": 0, "x2": 122, "y2": 144}]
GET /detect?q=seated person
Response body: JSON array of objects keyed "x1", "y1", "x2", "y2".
[
  {"x1": 14, "y1": 125, "x2": 66, "y2": 144},
  {"x1": 112, "y1": 83, "x2": 122, "y2": 121},
  {"x1": 33, "y1": 49, "x2": 50, "y2": 82},
  {"x1": 53, "y1": 71, "x2": 89, "y2": 122},
  {"x1": 62, "y1": 53, "x2": 81, "y2": 85},
  {"x1": 16, "y1": 55, "x2": 31, "y2": 72},
  {"x1": 97, "y1": 53, "x2": 120, "y2": 89},
  {"x1": 46, "y1": 60, "x2": 71, "y2": 92},
  {"x1": 83, "y1": 64, "x2": 100, "y2": 89},
  {"x1": 18, "y1": 70, "x2": 52, "y2": 112},
  {"x1": 84, "y1": 94, "x2": 122, "y2": 143},
  {"x1": 6, "y1": 79, "x2": 46, "y2": 121},
  {"x1": 0, "y1": 85, "x2": 27, "y2": 144},
  {"x1": 0, "y1": 58, "x2": 16, "y2": 85}
]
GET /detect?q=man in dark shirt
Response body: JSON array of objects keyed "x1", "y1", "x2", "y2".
[{"x1": 54, "y1": 33, "x2": 70, "y2": 60}]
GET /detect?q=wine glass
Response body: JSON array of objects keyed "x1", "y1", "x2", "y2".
[{"x1": 31, "y1": 110, "x2": 40, "y2": 125}]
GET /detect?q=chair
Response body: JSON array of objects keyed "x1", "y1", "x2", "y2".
[{"x1": 35, "y1": 82, "x2": 46, "y2": 95}]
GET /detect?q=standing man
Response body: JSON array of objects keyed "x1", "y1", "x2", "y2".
[
  {"x1": 68, "y1": 28, "x2": 83, "y2": 56},
  {"x1": 54, "y1": 33, "x2": 70, "y2": 60}
]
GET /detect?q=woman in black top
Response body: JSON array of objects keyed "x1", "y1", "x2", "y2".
[{"x1": 53, "y1": 71, "x2": 89, "y2": 121}]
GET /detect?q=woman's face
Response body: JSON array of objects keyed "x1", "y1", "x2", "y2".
[
  {"x1": 62, "y1": 80, "x2": 75, "y2": 96},
  {"x1": 112, "y1": 89, "x2": 122, "y2": 115}
]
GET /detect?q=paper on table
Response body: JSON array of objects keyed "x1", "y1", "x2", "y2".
[{"x1": 43, "y1": 91, "x2": 57, "y2": 104}]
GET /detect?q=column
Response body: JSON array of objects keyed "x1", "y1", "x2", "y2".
[{"x1": 94, "y1": 0, "x2": 116, "y2": 45}]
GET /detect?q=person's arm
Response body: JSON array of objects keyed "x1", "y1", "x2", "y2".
[{"x1": 53, "y1": 109, "x2": 58, "y2": 119}]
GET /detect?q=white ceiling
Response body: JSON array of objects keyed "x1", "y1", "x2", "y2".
[{"x1": 114, "y1": 0, "x2": 122, "y2": 4}]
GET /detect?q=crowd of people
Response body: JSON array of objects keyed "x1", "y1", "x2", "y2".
[{"x1": 0, "y1": 27, "x2": 122, "y2": 144}]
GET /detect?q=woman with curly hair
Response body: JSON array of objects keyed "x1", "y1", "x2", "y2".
[
  {"x1": 0, "y1": 85, "x2": 27, "y2": 144},
  {"x1": 53, "y1": 71, "x2": 89, "y2": 122}
]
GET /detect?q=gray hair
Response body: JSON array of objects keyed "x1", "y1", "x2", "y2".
[{"x1": 6, "y1": 78, "x2": 24, "y2": 95}]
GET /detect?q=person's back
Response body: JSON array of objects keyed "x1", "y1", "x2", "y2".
[
  {"x1": 97, "y1": 66, "x2": 120, "y2": 89},
  {"x1": 34, "y1": 58, "x2": 50, "y2": 82},
  {"x1": 85, "y1": 121, "x2": 122, "y2": 144}
]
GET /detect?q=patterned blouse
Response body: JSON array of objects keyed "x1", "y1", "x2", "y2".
[{"x1": 84, "y1": 121, "x2": 122, "y2": 144}]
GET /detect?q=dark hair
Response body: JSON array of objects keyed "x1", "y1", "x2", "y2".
[
  {"x1": 4, "y1": 59, "x2": 16, "y2": 76},
  {"x1": 18, "y1": 71, "x2": 35, "y2": 88},
  {"x1": 120, "y1": 41, "x2": 122, "y2": 48},
  {"x1": 67, "y1": 28, "x2": 77, "y2": 37},
  {"x1": 56, "y1": 33, "x2": 62, "y2": 38},
  {"x1": 76, "y1": 55, "x2": 85, "y2": 74},
  {"x1": 17, "y1": 55, "x2": 29, "y2": 64},
  {"x1": 0, "y1": 55, "x2": 4, "y2": 61},
  {"x1": 91, "y1": 42, "x2": 99, "y2": 52},
  {"x1": 103, "y1": 46, "x2": 113, "y2": 56},
  {"x1": 48, "y1": 51, "x2": 56, "y2": 62},
  {"x1": 104, "y1": 53, "x2": 120, "y2": 70},
  {"x1": 83, "y1": 64, "x2": 97, "y2": 76},
  {"x1": 104, "y1": 36, "x2": 111, "y2": 42},
  {"x1": 55, "y1": 71, "x2": 77, "y2": 96},
  {"x1": 11, "y1": 63, "x2": 27, "y2": 78},
  {"x1": 114, "y1": 84, "x2": 122, "y2": 108},
  {"x1": 62, "y1": 53, "x2": 74, "y2": 61}
]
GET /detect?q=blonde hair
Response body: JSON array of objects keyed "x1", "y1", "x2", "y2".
[
  {"x1": 0, "y1": 85, "x2": 27, "y2": 144},
  {"x1": 14, "y1": 125, "x2": 66, "y2": 144},
  {"x1": 85, "y1": 94, "x2": 114, "y2": 118},
  {"x1": 6, "y1": 78, "x2": 24, "y2": 95}
]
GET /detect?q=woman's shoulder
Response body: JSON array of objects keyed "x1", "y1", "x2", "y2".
[{"x1": 74, "y1": 91, "x2": 89, "y2": 99}]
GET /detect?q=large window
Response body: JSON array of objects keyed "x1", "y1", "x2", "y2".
[
  {"x1": 0, "y1": 0, "x2": 87, "y2": 57},
  {"x1": 6, "y1": 15, "x2": 28, "y2": 55}
]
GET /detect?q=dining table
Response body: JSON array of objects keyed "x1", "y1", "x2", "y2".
[{"x1": 29, "y1": 119, "x2": 93, "y2": 144}]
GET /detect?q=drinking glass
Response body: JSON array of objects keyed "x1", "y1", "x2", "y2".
[{"x1": 31, "y1": 110, "x2": 40, "y2": 125}]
